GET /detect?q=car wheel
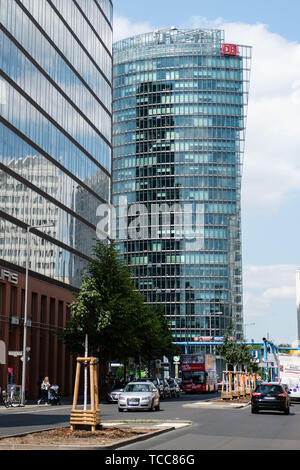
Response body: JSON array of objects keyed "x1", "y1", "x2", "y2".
[
  {"x1": 251, "y1": 406, "x2": 258, "y2": 414},
  {"x1": 118, "y1": 408, "x2": 124, "y2": 412}
]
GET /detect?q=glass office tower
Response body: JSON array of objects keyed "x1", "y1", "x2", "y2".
[
  {"x1": 0, "y1": 0, "x2": 113, "y2": 288},
  {"x1": 113, "y1": 28, "x2": 251, "y2": 348}
]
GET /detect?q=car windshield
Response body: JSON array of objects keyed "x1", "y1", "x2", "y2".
[
  {"x1": 256, "y1": 384, "x2": 283, "y2": 394},
  {"x1": 124, "y1": 384, "x2": 151, "y2": 393}
]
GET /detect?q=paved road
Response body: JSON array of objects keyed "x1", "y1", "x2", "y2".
[
  {"x1": 120, "y1": 399, "x2": 300, "y2": 450},
  {"x1": 1, "y1": 394, "x2": 300, "y2": 450}
]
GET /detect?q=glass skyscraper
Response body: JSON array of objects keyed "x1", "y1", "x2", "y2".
[
  {"x1": 113, "y1": 28, "x2": 251, "y2": 348},
  {"x1": 0, "y1": 0, "x2": 113, "y2": 288}
]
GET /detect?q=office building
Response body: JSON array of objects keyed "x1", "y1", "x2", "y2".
[
  {"x1": 113, "y1": 28, "x2": 251, "y2": 350},
  {"x1": 0, "y1": 0, "x2": 113, "y2": 396}
]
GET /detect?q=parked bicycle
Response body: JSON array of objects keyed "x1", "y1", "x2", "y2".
[{"x1": 1, "y1": 385, "x2": 21, "y2": 408}]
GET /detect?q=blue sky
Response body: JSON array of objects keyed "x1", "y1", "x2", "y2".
[
  {"x1": 113, "y1": 1, "x2": 300, "y2": 346},
  {"x1": 114, "y1": 0, "x2": 300, "y2": 42}
]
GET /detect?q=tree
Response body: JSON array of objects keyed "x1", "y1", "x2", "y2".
[
  {"x1": 59, "y1": 240, "x2": 176, "y2": 372},
  {"x1": 57, "y1": 277, "x2": 111, "y2": 355},
  {"x1": 217, "y1": 331, "x2": 253, "y2": 371}
]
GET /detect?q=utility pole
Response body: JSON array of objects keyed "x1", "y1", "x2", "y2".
[{"x1": 21, "y1": 223, "x2": 54, "y2": 406}]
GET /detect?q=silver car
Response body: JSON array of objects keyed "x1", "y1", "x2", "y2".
[
  {"x1": 107, "y1": 387, "x2": 123, "y2": 403},
  {"x1": 118, "y1": 381, "x2": 160, "y2": 412}
]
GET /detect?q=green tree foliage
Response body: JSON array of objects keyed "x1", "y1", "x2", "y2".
[
  {"x1": 56, "y1": 277, "x2": 111, "y2": 355},
  {"x1": 59, "y1": 240, "x2": 177, "y2": 363},
  {"x1": 217, "y1": 330, "x2": 254, "y2": 371}
]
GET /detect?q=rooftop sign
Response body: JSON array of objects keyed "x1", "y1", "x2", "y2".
[{"x1": 222, "y1": 43, "x2": 238, "y2": 56}]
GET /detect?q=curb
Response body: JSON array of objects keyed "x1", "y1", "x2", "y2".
[
  {"x1": 0, "y1": 425, "x2": 176, "y2": 451},
  {"x1": 183, "y1": 401, "x2": 250, "y2": 409}
]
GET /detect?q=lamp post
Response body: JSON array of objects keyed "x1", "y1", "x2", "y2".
[{"x1": 21, "y1": 223, "x2": 54, "y2": 406}]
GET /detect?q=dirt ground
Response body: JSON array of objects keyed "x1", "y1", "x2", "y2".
[
  {"x1": 210, "y1": 397, "x2": 250, "y2": 404},
  {"x1": 0, "y1": 426, "x2": 148, "y2": 446}
]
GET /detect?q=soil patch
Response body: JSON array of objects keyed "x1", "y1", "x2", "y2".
[
  {"x1": 0, "y1": 426, "x2": 148, "y2": 447},
  {"x1": 209, "y1": 397, "x2": 250, "y2": 404}
]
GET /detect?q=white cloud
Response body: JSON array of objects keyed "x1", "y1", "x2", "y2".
[
  {"x1": 262, "y1": 286, "x2": 296, "y2": 300},
  {"x1": 113, "y1": 15, "x2": 157, "y2": 43},
  {"x1": 243, "y1": 264, "x2": 298, "y2": 290},
  {"x1": 242, "y1": 264, "x2": 298, "y2": 343}
]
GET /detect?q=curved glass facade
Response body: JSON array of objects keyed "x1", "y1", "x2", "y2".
[
  {"x1": 113, "y1": 28, "x2": 251, "y2": 345},
  {"x1": 0, "y1": 0, "x2": 113, "y2": 288}
]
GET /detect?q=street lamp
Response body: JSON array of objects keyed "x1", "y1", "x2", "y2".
[{"x1": 21, "y1": 222, "x2": 54, "y2": 406}]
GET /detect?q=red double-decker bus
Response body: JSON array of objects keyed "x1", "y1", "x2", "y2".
[{"x1": 181, "y1": 354, "x2": 217, "y2": 393}]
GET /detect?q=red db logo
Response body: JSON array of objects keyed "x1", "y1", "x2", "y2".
[{"x1": 222, "y1": 44, "x2": 238, "y2": 55}]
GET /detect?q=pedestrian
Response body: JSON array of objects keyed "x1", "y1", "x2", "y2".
[{"x1": 38, "y1": 376, "x2": 51, "y2": 405}]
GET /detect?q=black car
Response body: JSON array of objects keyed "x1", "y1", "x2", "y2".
[{"x1": 251, "y1": 383, "x2": 291, "y2": 414}]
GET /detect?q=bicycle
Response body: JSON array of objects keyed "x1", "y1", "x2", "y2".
[{"x1": 3, "y1": 386, "x2": 21, "y2": 408}]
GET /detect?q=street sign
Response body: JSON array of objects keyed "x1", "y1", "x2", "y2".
[
  {"x1": 251, "y1": 349, "x2": 260, "y2": 363},
  {"x1": 8, "y1": 351, "x2": 23, "y2": 357}
]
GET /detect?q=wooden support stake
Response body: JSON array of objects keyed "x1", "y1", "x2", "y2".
[{"x1": 70, "y1": 357, "x2": 100, "y2": 432}]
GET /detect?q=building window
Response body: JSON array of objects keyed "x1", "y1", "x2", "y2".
[{"x1": 9, "y1": 286, "x2": 17, "y2": 316}]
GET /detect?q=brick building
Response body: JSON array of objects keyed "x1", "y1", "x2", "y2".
[{"x1": 0, "y1": 261, "x2": 77, "y2": 399}]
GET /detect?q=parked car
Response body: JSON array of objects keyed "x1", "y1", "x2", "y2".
[
  {"x1": 251, "y1": 382, "x2": 291, "y2": 415},
  {"x1": 167, "y1": 378, "x2": 180, "y2": 398},
  {"x1": 162, "y1": 378, "x2": 171, "y2": 399},
  {"x1": 134, "y1": 377, "x2": 171, "y2": 399},
  {"x1": 107, "y1": 385, "x2": 124, "y2": 403},
  {"x1": 118, "y1": 381, "x2": 160, "y2": 412},
  {"x1": 133, "y1": 377, "x2": 164, "y2": 398},
  {"x1": 176, "y1": 378, "x2": 183, "y2": 391},
  {"x1": 149, "y1": 378, "x2": 166, "y2": 399}
]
